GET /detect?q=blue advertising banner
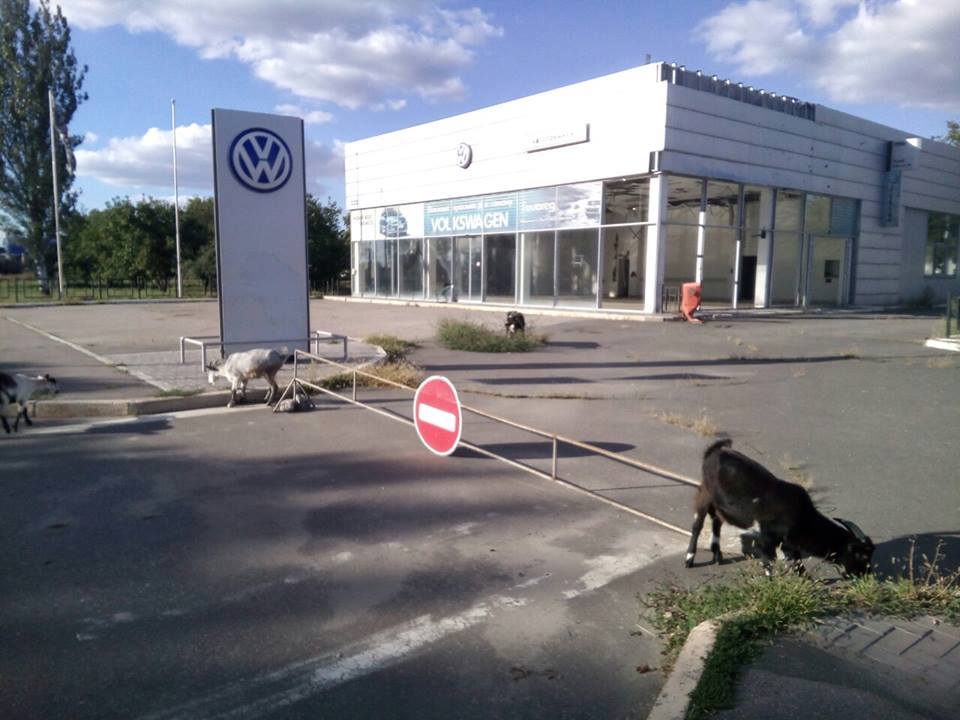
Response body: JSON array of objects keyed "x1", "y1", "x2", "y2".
[{"x1": 425, "y1": 194, "x2": 517, "y2": 236}]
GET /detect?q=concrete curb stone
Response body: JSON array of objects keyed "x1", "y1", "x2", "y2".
[{"x1": 646, "y1": 619, "x2": 720, "y2": 720}]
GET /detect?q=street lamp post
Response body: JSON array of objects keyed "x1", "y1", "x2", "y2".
[
  {"x1": 171, "y1": 98, "x2": 183, "y2": 298},
  {"x1": 48, "y1": 89, "x2": 65, "y2": 299}
]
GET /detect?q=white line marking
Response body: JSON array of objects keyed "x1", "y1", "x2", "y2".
[
  {"x1": 417, "y1": 402, "x2": 456, "y2": 432},
  {"x1": 136, "y1": 591, "x2": 535, "y2": 720}
]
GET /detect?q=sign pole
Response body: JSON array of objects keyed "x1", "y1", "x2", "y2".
[
  {"x1": 48, "y1": 89, "x2": 65, "y2": 299},
  {"x1": 171, "y1": 98, "x2": 183, "y2": 298}
]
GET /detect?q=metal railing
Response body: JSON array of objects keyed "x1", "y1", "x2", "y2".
[
  {"x1": 179, "y1": 332, "x2": 348, "y2": 369},
  {"x1": 0, "y1": 275, "x2": 216, "y2": 304},
  {"x1": 274, "y1": 348, "x2": 698, "y2": 536}
]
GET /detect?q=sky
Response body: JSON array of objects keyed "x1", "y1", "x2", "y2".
[{"x1": 56, "y1": 0, "x2": 960, "y2": 214}]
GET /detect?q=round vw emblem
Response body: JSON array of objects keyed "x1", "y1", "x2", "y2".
[
  {"x1": 456, "y1": 142, "x2": 473, "y2": 169},
  {"x1": 229, "y1": 127, "x2": 293, "y2": 193}
]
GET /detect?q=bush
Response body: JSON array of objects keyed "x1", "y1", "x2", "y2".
[
  {"x1": 364, "y1": 334, "x2": 419, "y2": 362},
  {"x1": 436, "y1": 318, "x2": 545, "y2": 353}
]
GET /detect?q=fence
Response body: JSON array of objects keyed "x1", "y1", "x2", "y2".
[
  {"x1": 0, "y1": 275, "x2": 216, "y2": 304},
  {"x1": 275, "y1": 349, "x2": 699, "y2": 536}
]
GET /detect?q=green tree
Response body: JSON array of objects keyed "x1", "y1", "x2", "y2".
[
  {"x1": 0, "y1": 0, "x2": 87, "y2": 291},
  {"x1": 935, "y1": 120, "x2": 959, "y2": 147},
  {"x1": 306, "y1": 195, "x2": 348, "y2": 291},
  {"x1": 180, "y1": 197, "x2": 216, "y2": 293}
]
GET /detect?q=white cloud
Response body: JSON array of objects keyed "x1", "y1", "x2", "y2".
[
  {"x1": 75, "y1": 123, "x2": 344, "y2": 197},
  {"x1": 59, "y1": 1, "x2": 503, "y2": 109},
  {"x1": 696, "y1": 0, "x2": 960, "y2": 109},
  {"x1": 273, "y1": 104, "x2": 334, "y2": 125}
]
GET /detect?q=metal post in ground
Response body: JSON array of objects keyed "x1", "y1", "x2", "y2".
[
  {"x1": 352, "y1": 370, "x2": 357, "y2": 402},
  {"x1": 552, "y1": 435, "x2": 558, "y2": 479},
  {"x1": 947, "y1": 293, "x2": 954, "y2": 337}
]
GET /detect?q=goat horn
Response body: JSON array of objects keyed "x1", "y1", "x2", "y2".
[{"x1": 834, "y1": 517, "x2": 869, "y2": 543}]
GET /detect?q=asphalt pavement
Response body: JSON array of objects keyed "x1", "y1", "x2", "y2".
[{"x1": 1, "y1": 298, "x2": 958, "y2": 719}]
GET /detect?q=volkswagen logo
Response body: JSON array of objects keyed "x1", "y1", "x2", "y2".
[
  {"x1": 456, "y1": 142, "x2": 473, "y2": 169},
  {"x1": 229, "y1": 128, "x2": 293, "y2": 193}
]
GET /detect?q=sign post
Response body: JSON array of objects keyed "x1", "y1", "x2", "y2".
[
  {"x1": 413, "y1": 376, "x2": 463, "y2": 456},
  {"x1": 211, "y1": 108, "x2": 309, "y2": 355}
]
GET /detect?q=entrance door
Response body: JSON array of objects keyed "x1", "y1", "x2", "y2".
[
  {"x1": 804, "y1": 236, "x2": 850, "y2": 306},
  {"x1": 739, "y1": 256, "x2": 757, "y2": 302}
]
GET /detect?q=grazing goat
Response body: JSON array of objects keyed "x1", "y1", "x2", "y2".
[
  {"x1": 0, "y1": 372, "x2": 59, "y2": 434},
  {"x1": 685, "y1": 439, "x2": 874, "y2": 576},
  {"x1": 505, "y1": 311, "x2": 526, "y2": 336},
  {"x1": 206, "y1": 348, "x2": 285, "y2": 408}
]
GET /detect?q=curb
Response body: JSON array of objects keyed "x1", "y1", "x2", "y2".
[
  {"x1": 27, "y1": 389, "x2": 269, "y2": 419},
  {"x1": 646, "y1": 619, "x2": 720, "y2": 720}
]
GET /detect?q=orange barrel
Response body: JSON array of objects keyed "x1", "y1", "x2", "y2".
[{"x1": 681, "y1": 282, "x2": 702, "y2": 321}]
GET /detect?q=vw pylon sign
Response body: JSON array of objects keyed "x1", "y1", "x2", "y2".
[
  {"x1": 229, "y1": 128, "x2": 293, "y2": 193},
  {"x1": 212, "y1": 109, "x2": 309, "y2": 356}
]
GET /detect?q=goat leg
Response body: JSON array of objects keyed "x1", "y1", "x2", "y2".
[
  {"x1": 22, "y1": 405, "x2": 32, "y2": 426},
  {"x1": 781, "y1": 543, "x2": 806, "y2": 575},
  {"x1": 758, "y1": 530, "x2": 780, "y2": 576},
  {"x1": 685, "y1": 508, "x2": 707, "y2": 567},
  {"x1": 1, "y1": 415, "x2": 10, "y2": 434},
  {"x1": 710, "y1": 513, "x2": 724, "y2": 564}
]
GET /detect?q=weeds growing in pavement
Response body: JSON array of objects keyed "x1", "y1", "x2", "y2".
[
  {"x1": 641, "y1": 541, "x2": 960, "y2": 719},
  {"x1": 436, "y1": 318, "x2": 546, "y2": 353},
  {"x1": 363, "y1": 334, "x2": 419, "y2": 362}
]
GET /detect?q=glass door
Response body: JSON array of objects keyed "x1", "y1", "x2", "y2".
[{"x1": 804, "y1": 235, "x2": 850, "y2": 306}]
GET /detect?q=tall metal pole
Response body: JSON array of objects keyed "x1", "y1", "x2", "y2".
[
  {"x1": 48, "y1": 89, "x2": 65, "y2": 299},
  {"x1": 171, "y1": 98, "x2": 183, "y2": 298}
]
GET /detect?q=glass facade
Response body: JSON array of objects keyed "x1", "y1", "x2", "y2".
[
  {"x1": 350, "y1": 174, "x2": 862, "y2": 312},
  {"x1": 925, "y1": 212, "x2": 959, "y2": 277}
]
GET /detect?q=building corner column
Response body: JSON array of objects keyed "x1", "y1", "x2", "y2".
[{"x1": 644, "y1": 174, "x2": 668, "y2": 313}]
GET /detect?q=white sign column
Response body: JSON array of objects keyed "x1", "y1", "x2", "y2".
[{"x1": 212, "y1": 109, "x2": 310, "y2": 355}]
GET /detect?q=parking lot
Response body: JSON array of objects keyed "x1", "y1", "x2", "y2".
[{"x1": 1, "y1": 299, "x2": 958, "y2": 718}]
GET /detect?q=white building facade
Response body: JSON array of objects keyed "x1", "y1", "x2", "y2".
[{"x1": 344, "y1": 63, "x2": 960, "y2": 313}]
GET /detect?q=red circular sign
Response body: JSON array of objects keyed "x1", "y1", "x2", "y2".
[{"x1": 413, "y1": 376, "x2": 462, "y2": 456}]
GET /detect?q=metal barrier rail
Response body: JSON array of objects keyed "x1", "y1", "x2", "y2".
[
  {"x1": 274, "y1": 349, "x2": 697, "y2": 536},
  {"x1": 179, "y1": 332, "x2": 348, "y2": 369}
]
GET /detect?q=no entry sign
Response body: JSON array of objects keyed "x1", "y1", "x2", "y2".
[{"x1": 413, "y1": 376, "x2": 462, "y2": 456}]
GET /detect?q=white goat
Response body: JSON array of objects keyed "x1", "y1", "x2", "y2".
[
  {"x1": 206, "y1": 348, "x2": 285, "y2": 408},
  {"x1": 0, "y1": 372, "x2": 59, "y2": 434}
]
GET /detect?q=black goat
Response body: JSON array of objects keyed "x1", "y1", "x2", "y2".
[
  {"x1": 505, "y1": 311, "x2": 526, "y2": 336},
  {"x1": 685, "y1": 439, "x2": 874, "y2": 576}
]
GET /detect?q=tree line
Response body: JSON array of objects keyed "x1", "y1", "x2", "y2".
[{"x1": 53, "y1": 194, "x2": 349, "y2": 293}]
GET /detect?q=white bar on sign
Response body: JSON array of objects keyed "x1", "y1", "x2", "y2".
[{"x1": 418, "y1": 403, "x2": 456, "y2": 432}]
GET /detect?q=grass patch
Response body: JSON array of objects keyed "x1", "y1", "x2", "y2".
[
  {"x1": 363, "y1": 334, "x2": 419, "y2": 362},
  {"x1": 643, "y1": 544, "x2": 960, "y2": 719},
  {"x1": 654, "y1": 410, "x2": 718, "y2": 437},
  {"x1": 317, "y1": 360, "x2": 424, "y2": 391},
  {"x1": 154, "y1": 388, "x2": 203, "y2": 398},
  {"x1": 436, "y1": 318, "x2": 545, "y2": 353}
]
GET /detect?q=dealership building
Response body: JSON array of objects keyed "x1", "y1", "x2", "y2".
[{"x1": 344, "y1": 62, "x2": 960, "y2": 314}]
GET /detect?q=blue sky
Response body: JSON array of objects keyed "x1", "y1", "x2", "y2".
[{"x1": 60, "y1": 0, "x2": 960, "y2": 213}]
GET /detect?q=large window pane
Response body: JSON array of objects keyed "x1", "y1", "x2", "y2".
[
  {"x1": 925, "y1": 212, "x2": 960, "y2": 277},
  {"x1": 398, "y1": 238, "x2": 423, "y2": 298},
  {"x1": 600, "y1": 227, "x2": 645, "y2": 303},
  {"x1": 805, "y1": 194, "x2": 831, "y2": 235},
  {"x1": 705, "y1": 181, "x2": 740, "y2": 227},
  {"x1": 770, "y1": 231, "x2": 801, "y2": 304},
  {"x1": 663, "y1": 224, "x2": 698, "y2": 290},
  {"x1": 775, "y1": 189, "x2": 803, "y2": 231},
  {"x1": 702, "y1": 227, "x2": 738, "y2": 304},
  {"x1": 358, "y1": 242, "x2": 374, "y2": 296},
  {"x1": 484, "y1": 234, "x2": 516, "y2": 303},
  {"x1": 743, "y1": 186, "x2": 774, "y2": 231},
  {"x1": 428, "y1": 237, "x2": 453, "y2": 301},
  {"x1": 454, "y1": 236, "x2": 482, "y2": 301},
  {"x1": 667, "y1": 176, "x2": 703, "y2": 224},
  {"x1": 522, "y1": 231, "x2": 555, "y2": 305},
  {"x1": 603, "y1": 178, "x2": 650, "y2": 225},
  {"x1": 374, "y1": 239, "x2": 396, "y2": 296},
  {"x1": 558, "y1": 229, "x2": 599, "y2": 307}
]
